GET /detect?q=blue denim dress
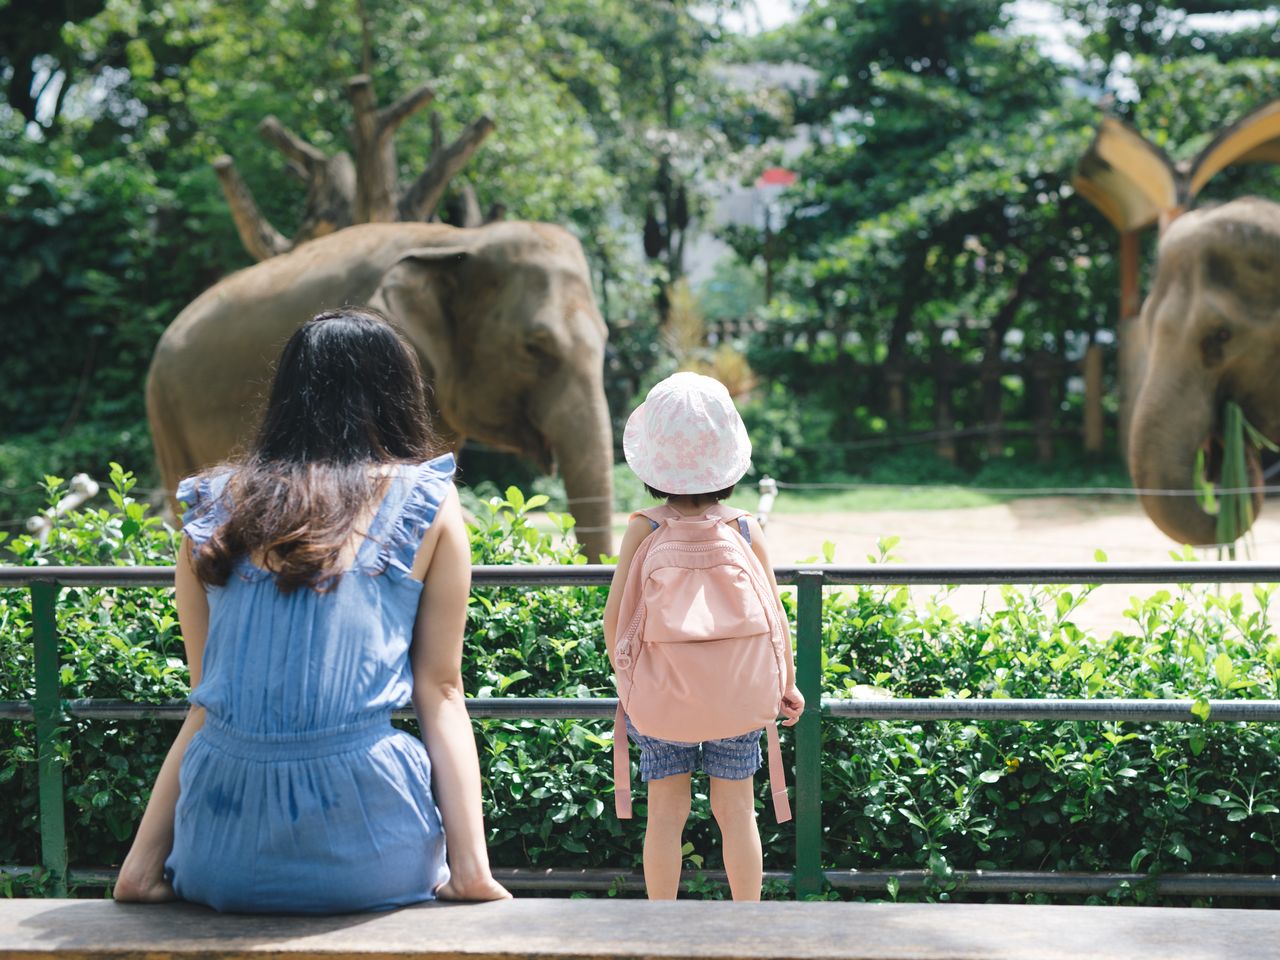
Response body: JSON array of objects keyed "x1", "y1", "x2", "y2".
[{"x1": 164, "y1": 456, "x2": 455, "y2": 914}]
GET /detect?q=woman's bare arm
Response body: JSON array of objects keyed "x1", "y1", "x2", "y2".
[
  {"x1": 114, "y1": 537, "x2": 207, "y2": 901},
  {"x1": 408, "y1": 488, "x2": 510, "y2": 901}
]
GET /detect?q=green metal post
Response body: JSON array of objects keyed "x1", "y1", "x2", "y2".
[
  {"x1": 31, "y1": 581, "x2": 68, "y2": 897},
  {"x1": 793, "y1": 571, "x2": 824, "y2": 898}
]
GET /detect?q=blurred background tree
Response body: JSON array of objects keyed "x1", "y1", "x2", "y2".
[{"x1": 2, "y1": 0, "x2": 1279, "y2": 523}]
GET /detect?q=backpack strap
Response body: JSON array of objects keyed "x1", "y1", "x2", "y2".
[
  {"x1": 632, "y1": 505, "x2": 679, "y2": 530},
  {"x1": 702, "y1": 503, "x2": 752, "y2": 545},
  {"x1": 614, "y1": 702, "x2": 633, "y2": 819},
  {"x1": 765, "y1": 721, "x2": 792, "y2": 823}
]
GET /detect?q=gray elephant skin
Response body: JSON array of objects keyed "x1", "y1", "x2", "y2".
[
  {"x1": 147, "y1": 220, "x2": 614, "y2": 560},
  {"x1": 1129, "y1": 196, "x2": 1280, "y2": 545}
]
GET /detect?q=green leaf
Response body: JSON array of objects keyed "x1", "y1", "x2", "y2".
[
  {"x1": 1212, "y1": 652, "x2": 1233, "y2": 686},
  {"x1": 497, "y1": 669, "x2": 532, "y2": 693}
]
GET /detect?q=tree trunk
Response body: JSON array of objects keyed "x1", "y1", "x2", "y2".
[{"x1": 214, "y1": 77, "x2": 495, "y2": 261}]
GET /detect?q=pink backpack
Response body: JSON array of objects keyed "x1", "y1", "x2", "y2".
[{"x1": 610, "y1": 503, "x2": 793, "y2": 822}]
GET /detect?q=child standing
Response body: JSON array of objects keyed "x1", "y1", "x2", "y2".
[{"x1": 603, "y1": 372, "x2": 804, "y2": 901}]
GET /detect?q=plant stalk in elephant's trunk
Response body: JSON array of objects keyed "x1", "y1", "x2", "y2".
[
  {"x1": 1130, "y1": 387, "x2": 1266, "y2": 548},
  {"x1": 1198, "y1": 402, "x2": 1279, "y2": 559}
]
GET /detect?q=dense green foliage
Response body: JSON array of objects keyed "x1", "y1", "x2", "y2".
[
  {"x1": 725, "y1": 0, "x2": 1280, "y2": 477},
  {"x1": 5, "y1": 2, "x2": 1280, "y2": 516},
  {"x1": 3, "y1": 475, "x2": 1279, "y2": 902}
]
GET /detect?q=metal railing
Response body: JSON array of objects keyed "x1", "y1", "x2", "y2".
[{"x1": 4, "y1": 562, "x2": 1280, "y2": 900}]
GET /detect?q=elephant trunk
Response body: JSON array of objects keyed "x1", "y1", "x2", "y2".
[
  {"x1": 1129, "y1": 373, "x2": 1222, "y2": 546},
  {"x1": 541, "y1": 378, "x2": 615, "y2": 562}
]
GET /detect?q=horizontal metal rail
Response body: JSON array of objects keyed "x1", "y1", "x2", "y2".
[
  {"x1": 5, "y1": 697, "x2": 1280, "y2": 724},
  {"x1": 5, "y1": 561, "x2": 1280, "y2": 588}
]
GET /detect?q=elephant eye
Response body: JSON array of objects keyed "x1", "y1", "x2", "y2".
[
  {"x1": 524, "y1": 336, "x2": 559, "y2": 370},
  {"x1": 1215, "y1": 327, "x2": 1232, "y2": 343}
]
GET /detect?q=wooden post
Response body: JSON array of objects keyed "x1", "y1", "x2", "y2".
[
  {"x1": 884, "y1": 366, "x2": 906, "y2": 427},
  {"x1": 1031, "y1": 351, "x2": 1055, "y2": 463},
  {"x1": 934, "y1": 358, "x2": 957, "y2": 464},
  {"x1": 1116, "y1": 230, "x2": 1143, "y2": 460},
  {"x1": 980, "y1": 332, "x2": 1005, "y2": 457},
  {"x1": 1083, "y1": 343, "x2": 1104, "y2": 454}
]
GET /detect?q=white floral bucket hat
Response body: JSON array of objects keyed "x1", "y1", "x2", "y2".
[{"x1": 623, "y1": 372, "x2": 752, "y2": 494}]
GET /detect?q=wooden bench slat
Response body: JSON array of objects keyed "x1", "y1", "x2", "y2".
[{"x1": 2, "y1": 898, "x2": 1278, "y2": 960}]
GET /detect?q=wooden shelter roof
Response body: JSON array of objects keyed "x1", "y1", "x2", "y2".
[{"x1": 1073, "y1": 98, "x2": 1280, "y2": 233}]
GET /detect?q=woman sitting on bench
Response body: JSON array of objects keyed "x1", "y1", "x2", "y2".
[{"x1": 115, "y1": 307, "x2": 510, "y2": 912}]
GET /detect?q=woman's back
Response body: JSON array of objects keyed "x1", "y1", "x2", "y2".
[
  {"x1": 164, "y1": 455, "x2": 456, "y2": 913},
  {"x1": 183, "y1": 457, "x2": 453, "y2": 735}
]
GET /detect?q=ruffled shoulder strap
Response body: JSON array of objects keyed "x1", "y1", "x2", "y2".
[
  {"x1": 175, "y1": 470, "x2": 235, "y2": 549},
  {"x1": 373, "y1": 453, "x2": 457, "y2": 576}
]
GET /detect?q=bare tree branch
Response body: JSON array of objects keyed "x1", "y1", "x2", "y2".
[
  {"x1": 398, "y1": 115, "x2": 497, "y2": 221},
  {"x1": 258, "y1": 116, "x2": 327, "y2": 182},
  {"x1": 212, "y1": 155, "x2": 292, "y2": 261},
  {"x1": 458, "y1": 180, "x2": 484, "y2": 228},
  {"x1": 377, "y1": 81, "x2": 435, "y2": 138}
]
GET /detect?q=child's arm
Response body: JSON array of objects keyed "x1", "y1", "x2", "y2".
[
  {"x1": 409, "y1": 488, "x2": 510, "y2": 902},
  {"x1": 746, "y1": 517, "x2": 805, "y2": 727},
  {"x1": 603, "y1": 515, "x2": 656, "y2": 658},
  {"x1": 114, "y1": 537, "x2": 208, "y2": 902}
]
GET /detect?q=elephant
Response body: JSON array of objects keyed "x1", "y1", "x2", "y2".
[
  {"x1": 146, "y1": 220, "x2": 614, "y2": 560},
  {"x1": 1129, "y1": 196, "x2": 1280, "y2": 545}
]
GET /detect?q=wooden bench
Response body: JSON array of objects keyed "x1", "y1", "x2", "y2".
[{"x1": 3, "y1": 897, "x2": 1280, "y2": 960}]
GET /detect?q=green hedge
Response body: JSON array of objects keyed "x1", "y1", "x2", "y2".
[{"x1": 2, "y1": 469, "x2": 1279, "y2": 902}]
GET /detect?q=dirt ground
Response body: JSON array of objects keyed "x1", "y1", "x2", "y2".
[{"x1": 617, "y1": 496, "x2": 1280, "y2": 635}]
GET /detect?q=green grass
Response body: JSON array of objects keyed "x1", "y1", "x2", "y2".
[{"x1": 725, "y1": 484, "x2": 1004, "y2": 514}]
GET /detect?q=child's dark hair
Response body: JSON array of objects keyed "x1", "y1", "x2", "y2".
[{"x1": 645, "y1": 483, "x2": 736, "y2": 502}]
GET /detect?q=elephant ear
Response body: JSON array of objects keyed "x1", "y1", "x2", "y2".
[
  {"x1": 373, "y1": 245, "x2": 473, "y2": 314},
  {"x1": 395, "y1": 245, "x2": 473, "y2": 267},
  {"x1": 372, "y1": 244, "x2": 479, "y2": 363}
]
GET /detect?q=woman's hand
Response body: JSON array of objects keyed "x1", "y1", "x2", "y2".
[
  {"x1": 436, "y1": 872, "x2": 512, "y2": 902},
  {"x1": 780, "y1": 684, "x2": 806, "y2": 727}
]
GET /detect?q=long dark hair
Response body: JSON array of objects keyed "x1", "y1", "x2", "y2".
[{"x1": 194, "y1": 306, "x2": 441, "y2": 592}]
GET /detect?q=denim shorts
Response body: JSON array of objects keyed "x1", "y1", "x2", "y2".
[{"x1": 625, "y1": 716, "x2": 762, "y2": 781}]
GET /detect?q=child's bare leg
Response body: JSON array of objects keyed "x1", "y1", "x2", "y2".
[
  {"x1": 643, "y1": 773, "x2": 692, "y2": 899},
  {"x1": 710, "y1": 775, "x2": 762, "y2": 901}
]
